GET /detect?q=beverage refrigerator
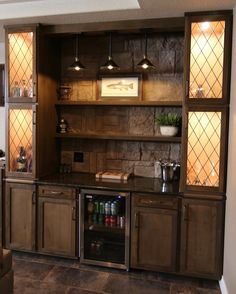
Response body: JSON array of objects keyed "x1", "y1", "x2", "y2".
[{"x1": 79, "y1": 189, "x2": 130, "y2": 270}]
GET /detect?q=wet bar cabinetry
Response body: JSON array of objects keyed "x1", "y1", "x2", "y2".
[{"x1": 2, "y1": 11, "x2": 233, "y2": 280}]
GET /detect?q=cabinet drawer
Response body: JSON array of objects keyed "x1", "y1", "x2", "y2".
[
  {"x1": 133, "y1": 193, "x2": 178, "y2": 210},
  {"x1": 38, "y1": 185, "x2": 76, "y2": 200}
]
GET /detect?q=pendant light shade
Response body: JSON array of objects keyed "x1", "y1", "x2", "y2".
[
  {"x1": 137, "y1": 31, "x2": 155, "y2": 70},
  {"x1": 100, "y1": 32, "x2": 119, "y2": 71},
  {"x1": 69, "y1": 34, "x2": 85, "y2": 71}
]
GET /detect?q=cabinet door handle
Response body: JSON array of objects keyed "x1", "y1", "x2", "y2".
[
  {"x1": 33, "y1": 82, "x2": 36, "y2": 97},
  {"x1": 48, "y1": 191, "x2": 63, "y2": 195},
  {"x1": 33, "y1": 111, "x2": 36, "y2": 125},
  {"x1": 185, "y1": 80, "x2": 189, "y2": 98},
  {"x1": 32, "y1": 191, "x2": 36, "y2": 205},
  {"x1": 72, "y1": 207, "x2": 76, "y2": 221},
  {"x1": 134, "y1": 212, "x2": 139, "y2": 228},
  {"x1": 183, "y1": 204, "x2": 189, "y2": 221}
]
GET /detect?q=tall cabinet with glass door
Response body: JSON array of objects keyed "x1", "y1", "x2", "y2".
[
  {"x1": 180, "y1": 11, "x2": 232, "y2": 279},
  {"x1": 4, "y1": 25, "x2": 59, "y2": 251}
]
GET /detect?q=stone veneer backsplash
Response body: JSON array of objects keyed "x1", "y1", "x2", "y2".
[
  {"x1": 60, "y1": 105, "x2": 181, "y2": 178},
  {"x1": 61, "y1": 140, "x2": 181, "y2": 178}
]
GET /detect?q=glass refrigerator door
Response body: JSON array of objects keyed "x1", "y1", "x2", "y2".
[{"x1": 80, "y1": 189, "x2": 130, "y2": 269}]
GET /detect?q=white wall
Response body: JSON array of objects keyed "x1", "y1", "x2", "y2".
[
  {"x1": 0, "y1": 42, "x2": 5, "y2": 151},
  {"x1": 221, "y1": 6, "x2": 236, "y2": 294}
]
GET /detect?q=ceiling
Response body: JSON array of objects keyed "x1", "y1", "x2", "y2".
[{"x1": 0, "y1": 0, "x2": 235, "y2": 41}]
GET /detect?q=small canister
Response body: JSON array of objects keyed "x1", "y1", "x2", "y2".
[
  {"x1": 105, "y1": 215, "x2": 111, "y2": 226},
  {"x1": 110, "y1": 215, "x2": 117, "y2": 226},
  {"x1": 105, "y1": 201, "x2": 111, "y2": 215},
  {"x1": 94, "y1": 200, "x2": 100, "y2": 213}
]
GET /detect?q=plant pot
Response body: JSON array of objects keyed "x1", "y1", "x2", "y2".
[{"x1": 160, "y1": 126, "x2": 178, "y2": 137}]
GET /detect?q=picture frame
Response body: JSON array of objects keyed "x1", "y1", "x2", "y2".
[{"x1": 97, "y1": 73, "x2": 142, "y2": 100}]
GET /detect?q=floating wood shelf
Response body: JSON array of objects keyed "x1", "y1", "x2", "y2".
[
  {"x1": 55, "y1": 100, "x2": 183, "y2": 107},
  {"x1": 55, "y1": 133, "x2": 182, "y2": 142}
]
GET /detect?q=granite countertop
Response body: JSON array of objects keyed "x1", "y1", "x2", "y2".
[{"x1": 37, "y1": 172, "x2": 180, "y2": 195}]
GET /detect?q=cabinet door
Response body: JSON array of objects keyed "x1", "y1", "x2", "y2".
[
  {"x1": 5, "y1": 182, "x2": 36, "y2": 251},
  {"x1": 131, "y1": 206, "x2": 178, "y2": 272},
  {"x1": 180, "y1": 198, "x2": 224, "y2": 279},
  {"x1": 38, "y1": 196, "x2": 76, "y2": 257},
  {"x1": 184, "y1": 12, "x2": 232, "y2": 104},
  {"x1": 6, "y1": 103, "x2": 36, "y2": 179},
  {"x1": 6, "y1": 25, "x2": 37, "y2": 103}
]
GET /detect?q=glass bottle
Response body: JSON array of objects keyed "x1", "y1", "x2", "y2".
[
  {"x1": 21, "y1": 80, "x2": 28, "y2": 97},
  {"x1": 28, "y1": 75, "x2": 33, "y2": 98},
  {"x1": 16, "y1": 146, "x2": 27, "y2": 172},
  {"x1": 11, "y1": 81, "x2": 21, "y2": 97}
]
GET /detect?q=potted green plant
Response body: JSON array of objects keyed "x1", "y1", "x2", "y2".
[{"x1": 155, "y1": 113, "x2": 181, "y2": 136}]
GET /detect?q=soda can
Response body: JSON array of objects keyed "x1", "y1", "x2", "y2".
[
  {"x1": 111, "y1": 201, "x2": 117, "y2": 215},
  {"x1": 92, "y1": 213, "x2": 97, "y2": 224},
  {"x1": 98, "y1": 214, "x2": 104, "y2": 225},
  {"x1": 94, "y1": 200, "x2": 100, "y2": 213},
  {"x1": 110, "y1": 215, "x2": 117, "y2": 226},
  {"x1": 116, "y1": 215, "x2": 120, "y2": 226},
  {"x1": 105, "y1": 201, "x2": 111, "y2": 215},
  {"x1": 105, "y1": 215, "x2": 111, "y2": 226},
  {"x1": 99, "y1": 201, "x2": 105, "y2": 214},
  {"x1": 120, "y1": 216, "x2": 125, "y2": 228}
]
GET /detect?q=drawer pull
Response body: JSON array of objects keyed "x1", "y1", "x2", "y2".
[
  {"x1": 140, "y1": 199, "x2": 163, "y2": 205},
  {"x1": 44, "y1": 190, "x2": 63, "y2": 195},
  {"x1": 135, "y1": 212, "x2": 139, "y2": 228},
  {"x1": 72, "y1": 207, "x2": 76, "y2": 221}
]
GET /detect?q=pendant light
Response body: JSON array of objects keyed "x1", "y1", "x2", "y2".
[
  {"x1": 137, "y1": 31, "x2": 155, "y2": 70},
  {"x1": 69, "y1": 34, "x2": 85, "y2": 71},
  {"x1": 100, "y1": 32, "x2": 119, "y2": 71}
]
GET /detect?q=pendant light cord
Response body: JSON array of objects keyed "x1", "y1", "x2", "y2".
[{"x1": 109, "y1": 32, "x2": 112, "y2": 59}]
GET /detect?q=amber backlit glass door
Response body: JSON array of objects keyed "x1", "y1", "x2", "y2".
[
  {"x1": 7, "y1": 104, "x2": 35, "y2": 178},
  {"x1": 7, "y1": 30, "x2": 35, "y2": 101},
  {"x1": 189, "y1": 21, "x2": 225, "y2": 99},
  {"x1": 186, "y1": 111, "x2": 221, "y2": 187}
]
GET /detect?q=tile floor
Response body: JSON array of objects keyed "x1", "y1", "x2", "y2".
[{"x1": 13, "y1": 252, "x2": 221, "y2": 294}]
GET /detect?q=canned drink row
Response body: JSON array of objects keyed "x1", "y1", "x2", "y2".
[
  {"x1": 91, "y1": 214, "x2": 125, "y2": 228},
  {"x1": 93, "y1": 200, "x2": 119, "y2": 215}
]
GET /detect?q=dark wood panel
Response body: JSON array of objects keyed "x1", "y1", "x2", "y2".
[
  {"x1": 4, "y1": 182, "x2": 36, "y2": 251},
  {"x1": 180, "y1": 198, "x2": 224, "y2": 279},
  {"x1": 131, "y1": 205, "x2": 178, "y2": 272},
  {"x1": 37, "y1": 196, "x2": 76, "y2": 257},
  {"x1": 43, "y1": 17, "x2": 185, "y2": 35}
]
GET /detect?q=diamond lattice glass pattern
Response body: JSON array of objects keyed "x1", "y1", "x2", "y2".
[
  {"x1": 187, "y1": 112, "x2": 221, "y2": 187},
  {"x1": 9, "y1": 108, "x2": 33, "y2": 173},
  {"x1": 8, "y1": 32, "x2": 33, "y2": 98},
  {"x1": 189, "y1": 21, "x2": 225, "y2": 99}
]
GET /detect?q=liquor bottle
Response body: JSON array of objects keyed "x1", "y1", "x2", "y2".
[
  {"x1": 28, "y1": 75, "x2": 33, "y2": 98},
  {"x1": 20, "y1": 80, "x2": 28, "y2": 97},
  {"x1": 11, "y1": 81, "x2": 21, "y2": 97},
  {"x1": 16, "y1": 146, "x2": 27, "y2": 172}
]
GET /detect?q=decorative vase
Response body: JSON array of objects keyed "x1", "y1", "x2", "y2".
[{"x1": 160, "y1": 126, "x2": 178, "y2": 137}]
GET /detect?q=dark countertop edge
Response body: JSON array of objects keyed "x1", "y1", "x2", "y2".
[{"x1": 36, "y1": 172, "x2": 181, "y2": 196}]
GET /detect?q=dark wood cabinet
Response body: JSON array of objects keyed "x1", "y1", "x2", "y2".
[
  {"x1": 131, "y1": 194, "x2": 178, "y2": 272},
  {"x1": 37, "y1": 185, "x2": 76, "y2": 257},
  {"x1": 180, "y1": 198, "x2": 224, "y2": 279},
  {"x1": 5, "y1": 182, "x2": 36, "y2": 251}
]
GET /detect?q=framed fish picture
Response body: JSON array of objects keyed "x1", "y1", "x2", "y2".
[{"x1": 97, "y1": 73, "x2": 142, "y2": 100}]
